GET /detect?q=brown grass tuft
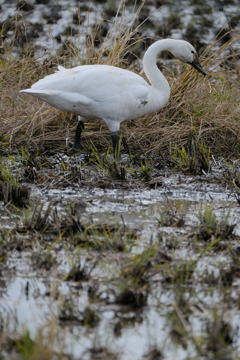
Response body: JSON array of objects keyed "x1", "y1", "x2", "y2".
[
  {"x1": 120, "y1": 29, "x2": 240, "y2": 157},
  {"x1": 1, "y1": 3, "x2": 240, "y2": 158}
]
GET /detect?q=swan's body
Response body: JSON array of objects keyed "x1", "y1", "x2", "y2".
[
  {"x1": 20, "y1": 39, "x2": 206, "y2": 157},
  {"x1": 22, "y1": 65, "x2": 168, "y2": 131}
]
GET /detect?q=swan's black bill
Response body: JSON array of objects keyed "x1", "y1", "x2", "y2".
[{"x1": 189, "y1": 58, "x2": 206, "y2": 76}]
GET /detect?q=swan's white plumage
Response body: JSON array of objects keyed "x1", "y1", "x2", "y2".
[
  {"x1": 20, "y1": 39, "x2": 206, "y2": 147},
  {"x1": 22, "y1": 65, "x2": 159, "y2": 132}
]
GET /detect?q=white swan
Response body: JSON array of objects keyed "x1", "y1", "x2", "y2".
[{"x1": 20, "y1": 39, "x2": 206, "y2": 157}]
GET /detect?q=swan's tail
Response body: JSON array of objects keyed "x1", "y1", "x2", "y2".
[
  {"x1": 20, "y1": 88, "x2": 54, "y2": 99},
  {"x1": 20, "y1": 89, "x2": 91, "y2": 107}
]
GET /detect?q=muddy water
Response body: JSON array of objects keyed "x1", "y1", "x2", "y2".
[
  {"x1": 0, "y1": 165, "x2": 240, "y2": 359},
  {"x1": 31, "y1": 170, "x2": 240, "y2": 234}
]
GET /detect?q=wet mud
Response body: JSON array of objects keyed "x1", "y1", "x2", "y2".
[{"x1": 0, "y1": 153, "x2": 240, "y2": 359}]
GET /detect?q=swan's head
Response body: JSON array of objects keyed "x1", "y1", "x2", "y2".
[{"x1": 170, "y1": 40, "x2": 206, "y2": 76}]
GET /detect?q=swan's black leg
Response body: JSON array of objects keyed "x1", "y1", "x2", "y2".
[
  {"x1": 111, "y1": 132, "x2": 120, "y2": 160},
  {"x1": 73, "y1": 120, "x2": 85, "y2": 150}
]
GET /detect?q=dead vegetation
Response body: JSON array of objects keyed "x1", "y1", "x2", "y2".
[{"x1": 0, "y1": 3, "x2": 240, "y2": 165}]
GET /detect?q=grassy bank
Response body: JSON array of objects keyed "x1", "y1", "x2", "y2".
[{"x1": 0, "y1": 4, "x2": 240, "y2": 161}]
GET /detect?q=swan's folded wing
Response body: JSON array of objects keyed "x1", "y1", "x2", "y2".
[{"x1": 26, "y1": 66, "x2": 149, "y2": 101}]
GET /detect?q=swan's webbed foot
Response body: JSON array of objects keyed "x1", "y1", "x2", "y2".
[
  {"x1": 111, "y1": 132, "x2": 120, "y2": 160},
  {"x1": 73, "y1": 120, "x2": 85, "y2": 151}
]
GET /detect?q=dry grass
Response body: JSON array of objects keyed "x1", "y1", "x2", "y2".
[
  {"x1": 1, "y1": 3, "x2": 240, "y2": 158},
  {"x1": 123, "y1": 29, "x2": 240, "y2": 157}
]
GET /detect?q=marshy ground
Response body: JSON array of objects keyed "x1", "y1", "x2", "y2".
[
  {"x1": 1, "y1": 1, "x2": 240, "y2": 359},
  {"x1": 1, "y1": 148, "x2": 240, "y2": 360}
]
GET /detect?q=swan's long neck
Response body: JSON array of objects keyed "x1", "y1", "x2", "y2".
[{"x1": 143, "y1": 39, "x2": 175, "y2": 96}]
